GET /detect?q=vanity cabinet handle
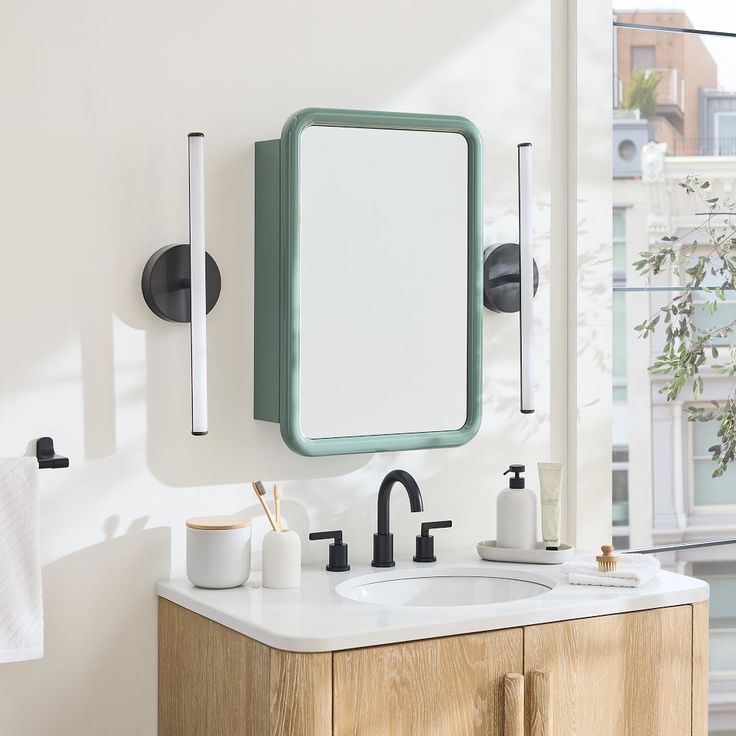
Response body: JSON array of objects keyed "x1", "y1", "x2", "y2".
[
  {"x1": 528, "y1": 670, "x2": 552, "y2": 736},
  {"x1": 503, "y1": 673, "x2": 524, "y2": 736}
]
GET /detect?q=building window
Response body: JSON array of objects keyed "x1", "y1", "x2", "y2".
[
  {"x1": 613, "y1": 208, "x2": 627, "y2": 401},
  {"x1": 630, "y1": 45, "x2": 655, "y2": 71},
  {"x1": 689, "y1": 413, "x2": 736, "y2": 510},
  {"x1": 612, "y1": 446, "x2": 630, "y2": 549},
  {"x1": 692, "y1": 563, "x2": 736, "y2": 677},
  {"x1": 612, "y1": 208, "x2": 629, "y2": 549},
  {"x1": 688, "y1": 253, "x2": 736, "y2": 346},
  {"x1": 714, "y1": 111, "x2": 736, "y2": 156}
]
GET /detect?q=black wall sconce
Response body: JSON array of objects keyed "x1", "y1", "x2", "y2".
[
  {"x1": 484, "y1": 143, "x2": 540, "y2": 414},
  {"x1": 141, "y1": 133, "x2": 222, "y2": 435}
]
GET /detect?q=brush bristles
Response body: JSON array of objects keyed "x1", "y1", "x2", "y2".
[
  {"x1": 597, "y1": 559, "x2": 619, "y2": 572},
  {"x1": 596, "y1": 544, "x2": 620, "y2": 573},
  {"x1": 253, "y1": 480, "x2": 267, "y2": 496}
]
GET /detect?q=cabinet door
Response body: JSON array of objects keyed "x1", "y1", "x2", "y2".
[
  {"x1": 333, "y1": 628, "x2": 523, "y2": 736},
  {"x1": 159, "y1": 599, "x2": 332, "y2": 736},
  {"x1": 524, "y1": 607, "x2": 692, "y2": 736}
]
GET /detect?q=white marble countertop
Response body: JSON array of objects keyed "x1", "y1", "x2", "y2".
[{"x1": 156, "y1": 551, "x2": 709, "y2": 652}]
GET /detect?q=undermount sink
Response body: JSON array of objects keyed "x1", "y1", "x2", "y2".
[{"x1": 335, "y1": 567, "x2": 553, "y2": 608}]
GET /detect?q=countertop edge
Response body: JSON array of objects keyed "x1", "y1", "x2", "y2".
[{"x1": 156, "y1": 580, "x2": 709, "y2": 653}]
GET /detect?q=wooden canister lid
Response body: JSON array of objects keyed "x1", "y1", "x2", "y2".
[{"x1": 185, "y1": 515, "x2": 251, "y2": 530}]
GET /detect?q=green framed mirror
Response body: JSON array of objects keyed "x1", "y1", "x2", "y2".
[{"x1": 254, "y1": 108, "x2": 483, "y2": 456}]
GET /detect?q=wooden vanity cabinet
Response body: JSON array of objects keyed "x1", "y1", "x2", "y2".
[
  {"x1": 332, "y1": 628, "x2": 522, "y2": 735},
  {"x1": 158, "y1": 599, "x2": 332, "y2": 735},
  {"x1": 524, "y1": 604, "x2": 707, "y2": 736},
  {"x1": 158, "y1": 599, "x2": 708, "y2": 736}
]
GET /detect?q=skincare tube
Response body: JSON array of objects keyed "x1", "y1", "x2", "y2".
[{"x1": 538, "y1": 463, "x2": 563, "y2": 550}]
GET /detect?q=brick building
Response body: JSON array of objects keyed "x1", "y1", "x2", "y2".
[{"x1": 614, "y1": 10, "x2": 717, "y2": 153}]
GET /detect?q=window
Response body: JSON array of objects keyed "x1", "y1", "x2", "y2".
[
  {"x1": 692, "y1": 301, "x2": 736, "y2": 348},
  {"x1": 714, "y1": 111, "x2": 736, "y2": 155},
  {"x1": 612, "y1": 208, "x2": 629, "y2": 550},
  {"x1": 612, "y1": 293, "x2": 627, "y2": 391},
  {"x1": 689, "y1": 415, "x2": 736, "y2": 510},
  {"x1": 688, "y1": 253, "x2": 736, "y2": 347},
  {"x1": 630, "y1": 45, "x2": 655, "y2": 71},
  {"x1": 612, "y1": 208, "x2": 627, "y2": 280},
  {"x1": 612, "y1": 446, "x2": 630, "y2": 548},
  {"x1": 612, "y1": 208, "x2": 627, "y2": 401},
  {"x1": 612, "y1": 10, "x2": 736, "y2": 731},
  {"x1": 692, "y1": 563, "x2": 736, "y2": 676}
]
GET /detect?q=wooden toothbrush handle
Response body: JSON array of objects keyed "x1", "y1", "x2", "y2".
[
  {"x1": 274, "y1": 483, "x2": 282, "y2": 532},
  {"x1": 252, "y1": 483, "x2": 277, "y2": 532}
]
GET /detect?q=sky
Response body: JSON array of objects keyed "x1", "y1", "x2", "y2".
[{"x1": 615, "y1": 2, "x2": 736, "y2": 90}]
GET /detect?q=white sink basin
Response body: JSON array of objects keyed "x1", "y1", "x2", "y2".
[{"x1": 335, "y1": 567, "x2": 553, "y2": 608}]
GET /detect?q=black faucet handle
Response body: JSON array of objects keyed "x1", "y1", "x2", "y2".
[
  {"x1": 414, "y1": 520, "x2": 453, "y2": 563},
  {"x1": 420, "y1": 520, "x2": 452, "y2": 537},
  {"x1": 308, "y1": 530, "x2": 350, "y2": 572},
  {"x1": 309, "y1": 530, "x2": 343, "y2": 544}
]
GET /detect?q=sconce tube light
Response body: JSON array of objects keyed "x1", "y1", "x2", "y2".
[
  {"x1": 518, "y1": 143, "x2": 535, "y2": 414},
  {"x1": 188, "y1": 132, "x2": 208, "y2": 435},
  {"x1": 140, "y1": 133, "x2": 221, "y2": 437}
]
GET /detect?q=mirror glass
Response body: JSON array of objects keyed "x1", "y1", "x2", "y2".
[{"x1": 298, "y1": 125, "x2": 469, "y2": 439}]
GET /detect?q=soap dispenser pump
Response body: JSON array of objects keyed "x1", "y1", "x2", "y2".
[{"x1": 496, "y1": 464, "x2": 538, "y2": 550}]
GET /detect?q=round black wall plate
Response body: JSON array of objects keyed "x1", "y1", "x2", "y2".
[
  {"x1": 483, "y1": 241, "x2": 539, "y2": 313},
  {"x1": 141, "y1": 244, "x2": 222, "y2": 323}
]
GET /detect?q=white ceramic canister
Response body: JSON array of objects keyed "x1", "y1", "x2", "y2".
[
  {"x1": 186, "y1": 515, "x2": 252, "y2": 589},
  {"x1": 262, "y1": 529, "x2": 301, "y2": 589}
]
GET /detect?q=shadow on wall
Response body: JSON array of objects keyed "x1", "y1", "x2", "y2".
[
  {"x1": 0, "y1": 525, "x2": 170, "y2": 736},
  {"x1": 63, "y1": 0, "x2": 523, "y2": 489},
  {"x1": 0, "y1": 0, "x2": 539, "y2": 492}
]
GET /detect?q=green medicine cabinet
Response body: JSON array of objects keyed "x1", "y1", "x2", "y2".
[{"x1": 254, "y1": 108, "x2": 483, "y2": 456}]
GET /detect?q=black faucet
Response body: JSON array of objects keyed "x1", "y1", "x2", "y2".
[{"x1": 372, "y1": 469, "x2": 424, "y2": 567}]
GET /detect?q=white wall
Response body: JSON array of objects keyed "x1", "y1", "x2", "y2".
[{"x1": 0, "y1": 1, "x2": 607, "y2": 733}]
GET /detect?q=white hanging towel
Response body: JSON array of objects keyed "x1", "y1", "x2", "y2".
[
  {"x1": 0, "y1": 457, "x2": 43, "y2": 663},
  {"x1": 561, "y1": 553, "x2": 661, "y2": 588}
]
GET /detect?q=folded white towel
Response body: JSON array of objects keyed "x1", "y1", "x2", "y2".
[
  {"x1": 561, "y1": 553, "x2": 661, "y2": 588},
  {"x1": 0, "y1": 458, "x2": 43, "y2": 663}
]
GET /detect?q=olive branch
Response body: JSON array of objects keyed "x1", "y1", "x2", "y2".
[{"x1": 634, "y1": 174, "x2": 736, "y2": 478}]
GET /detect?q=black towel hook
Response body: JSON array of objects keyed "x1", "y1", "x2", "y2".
[{"x1": 36, "y1": 437, "x2": 69, "y2": 469}]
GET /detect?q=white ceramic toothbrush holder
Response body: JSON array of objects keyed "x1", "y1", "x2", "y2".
[
  {"x1": 262, "y1": 529, "x2": 301, "y2": 589},
  {"x1": 186, "y1": 515, "x2": 252, "y2": 589}
]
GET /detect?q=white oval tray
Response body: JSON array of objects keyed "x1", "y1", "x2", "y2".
[{"x1": 477, "y1": 540, "x2": 575, "y2": 565}]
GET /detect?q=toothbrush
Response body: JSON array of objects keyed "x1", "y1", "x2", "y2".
[
  {"x1": 273, "y1": 483, "x2": 282, "y2": 532},
  {"x1": 251, "y1": 481, "x2": 277, "y2": 532}
]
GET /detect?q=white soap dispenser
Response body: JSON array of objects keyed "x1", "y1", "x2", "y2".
[{"x1": 496, "y1": 464, "x2": 538, "y2": 549}]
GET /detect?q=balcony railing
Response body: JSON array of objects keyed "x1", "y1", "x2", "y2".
[
  {"x1": 644, "y1": 67, "x2": 686, "y2": 114},
  {"x1": 670, "y1": 137, "x2": 736, "y2": 156}
]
